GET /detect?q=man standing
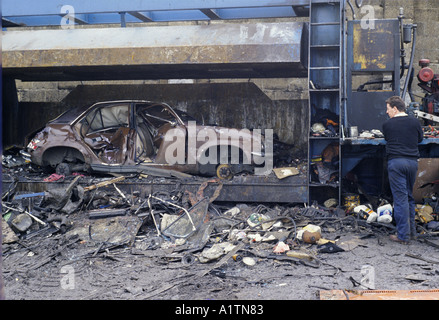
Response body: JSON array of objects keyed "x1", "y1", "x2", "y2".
[{"x1": 382, "y1": 96, "x2": 423, "y2": 244}]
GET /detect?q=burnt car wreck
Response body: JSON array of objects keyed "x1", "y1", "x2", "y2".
[{"x1": 24, "y1": 100, "x2": 282, "y2": 180}]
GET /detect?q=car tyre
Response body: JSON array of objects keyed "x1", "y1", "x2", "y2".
[{"x1": 56, "y1": 162, "x2": 72, "y2": 176}]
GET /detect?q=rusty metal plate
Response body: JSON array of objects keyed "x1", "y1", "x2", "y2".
[
  {"x1": 3, "y1": 173, "x2": 308, "y2": 204},
  {"x1": 350, "y1": 19, "x2": 399, "y2": 72},
  {"x1": 2, "y1": 22, "x2": 308, "y2": 81}
]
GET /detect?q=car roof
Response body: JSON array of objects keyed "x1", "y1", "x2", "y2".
[{"x1": 49, "y1": 100, "x2": 164, "y2": 125}]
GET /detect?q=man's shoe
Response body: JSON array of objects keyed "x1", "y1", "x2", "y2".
[{"x1": 389, "y1": 234, "x2": 409, "y2": 244}]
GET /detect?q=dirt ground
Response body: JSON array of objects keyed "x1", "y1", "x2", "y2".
[{"x1": 3, "y1": 206, "x2": 439, "y2": 302}]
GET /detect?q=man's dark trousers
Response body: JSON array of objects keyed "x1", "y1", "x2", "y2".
[{"x1": 387, "y1": 157, "x2": 418, "y2": 241}]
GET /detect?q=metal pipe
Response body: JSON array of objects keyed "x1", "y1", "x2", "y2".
[
  {"x1": 402, "y1": 24, "x2": 417, "y2": 101},
  {"x1": 347, "y1": 0, "x2": 356, "y2": 19},
  {"x1": 407, "y1": 67, "x2": 415, "y2": 102},
  {"x1": 398, "y1": 8, "x2": 406, "y2": 79},
  {"x1": 342, "y1": 0, "x2": 348, "y2": 136}
]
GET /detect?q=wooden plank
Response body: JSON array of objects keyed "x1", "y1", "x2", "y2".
[{"x1": 84, "y1": 176, "x2": 125, "y2": 192}]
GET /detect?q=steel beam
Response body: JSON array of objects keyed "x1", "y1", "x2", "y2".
[
  {"x1": 2, "y1": 22, "x2": 308, "y2": 81},
  {"x1": 2, "y1": 174, "x2": 308, "y2": 204},
  {"x1": 2, "y1": 0, "x2": 309, "y2": 16},
  {"x1": 2, "y1": 0, "x2": 310, "y2": 26},
  {"x1": 1, "y1": 13, "x2": 142, "y2": 27},
  {"x1": 4, "y1": 8, "x2": 298, "y2": 26}
]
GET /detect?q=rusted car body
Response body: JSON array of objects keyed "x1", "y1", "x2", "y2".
[{"x1": 26, "y1": 100, "x2": 267, "y2": 179}]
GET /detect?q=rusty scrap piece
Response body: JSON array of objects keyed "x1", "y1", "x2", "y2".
[
  {"x1": 148, "y1": 194, "x2": 196, "y2": 237},
  {"x1": 320, "y1": 289, "x2": 439, "y2": 300},
  {"x1": 185, "y1": 178, "x2": 223, "y2": 206},
  {"x1": 68, "y1": 215, "x2": 142, "y2": 247},
  {"x1": 2, "y1": 202, "x2": 47, "y2": 227},
  {"x1": 64, "y1": 175, "x2": 82, "y2": 194},
  {"x1": 197, "y1": 179, "x2": 223, "y2": 203},
  {"x1": 161, "y1": 197, "x2": 209, "y2": 239},
  {"x1": 87, "y1": 208, "x2": 128, "y2": 219}
]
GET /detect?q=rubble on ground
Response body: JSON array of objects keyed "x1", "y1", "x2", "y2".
[
  {"x1": 2, "y1": 149, "x2": 439, "y2": 300},
  {"x1": 3, "y1": 166, "x2": 438, "y2": 265}
]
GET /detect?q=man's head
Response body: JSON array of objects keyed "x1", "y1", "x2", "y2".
[{"x1": 386, "y1": 96, "x2": 405, "y2": 118}]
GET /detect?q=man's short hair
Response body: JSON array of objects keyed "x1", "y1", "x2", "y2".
[{"x1": 386, "y1": 96, "x2": 406, "y2": 112}]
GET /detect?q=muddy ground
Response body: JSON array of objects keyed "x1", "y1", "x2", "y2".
[
  {"x1": 3, "y1": 200, "x2": 439, "y2": 302},
  {"x1": 3, "y1": 228, "x2": 439, "y2": 302}
]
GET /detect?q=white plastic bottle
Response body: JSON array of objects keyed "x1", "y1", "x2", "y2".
[
  {"x1": 354, "y1": 205, "x2": 378, "y2": 223},
  {"x1": 377, "y1": 204, "x2": 393, "y2": 223}
]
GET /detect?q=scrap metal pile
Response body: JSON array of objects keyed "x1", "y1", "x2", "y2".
[{"x1": 3, "y1": 172, "x2": 439, "y2": 272}]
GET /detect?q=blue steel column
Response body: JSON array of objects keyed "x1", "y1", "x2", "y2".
[{"x1": 307, "y1": 0, "x2": 345, "y2": 205}]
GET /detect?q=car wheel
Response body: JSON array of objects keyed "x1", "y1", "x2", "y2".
[
  {"x1": 216, "y1": 164, "x2": 234, "y2": 180},
  {"x1": 56, "y1": 162, "x2": 72, "y2": 176}
]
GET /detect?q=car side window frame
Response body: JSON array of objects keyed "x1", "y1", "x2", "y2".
[
  {"x1": 82, "y1": 104, "x2": 130, "y2": 136},
  {"x1": 136, "y1": 103, "x2": 181, "y2": 129}
]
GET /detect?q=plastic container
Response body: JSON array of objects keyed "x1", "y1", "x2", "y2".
[
  {"x1": 377, "y1": 204, "x2": 393, "y2": 223},
  {"x1": 297, "y1": 224, "x2": 322, "y2": 241},
  {"x1": 302, "y1": 230, "x2": 321, "y2": 244},
  {"x1": 354, "y1": 205, "x2": 378, "y2": 223},
  {"x1": 247, "y1": 213, "x2": 263, "y2": 227},
  {"x1": 342, "y1": 193, "x2": 360, "y2": 210}
]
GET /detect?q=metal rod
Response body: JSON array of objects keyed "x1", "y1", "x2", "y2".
[
  {"x1": 147, "y1": 194, "x2": 197, "y2": 237},
  {"x1": 147, "y1": 195, "x2": 162, "y2": 236},
  {"x1": 2, "y1": 203, "x2": 47, "y2": 226}
]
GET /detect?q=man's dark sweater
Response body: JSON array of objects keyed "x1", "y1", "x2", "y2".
[{"x1": 382, "y1": 115, "x2": 423, "y2": 160}]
